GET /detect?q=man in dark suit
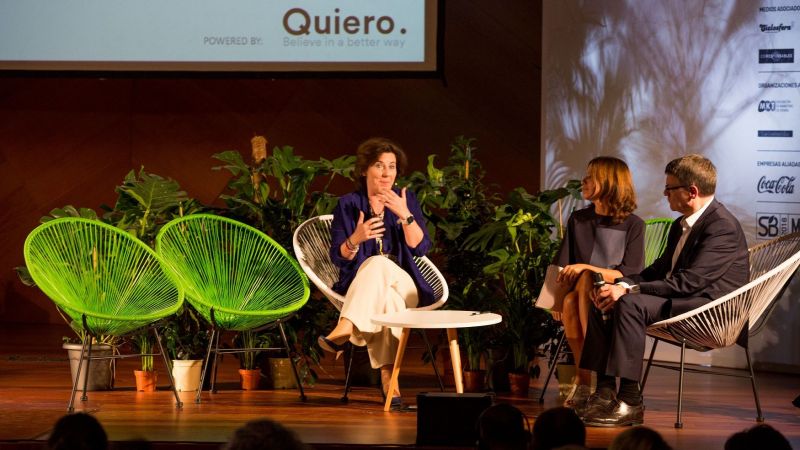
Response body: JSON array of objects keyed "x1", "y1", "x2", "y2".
[{"x1": 578, "y1": 154, "x2": 749, "y2": 427}]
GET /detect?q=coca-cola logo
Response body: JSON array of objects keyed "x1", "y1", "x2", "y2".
[{"x1": 758, "y1": 176, "x2": 796, "y2": 194}]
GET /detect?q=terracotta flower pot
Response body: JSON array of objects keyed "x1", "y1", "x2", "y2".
[
  {"x1": 239, "y1": 368, "x2": 261, "y2": 390},
  {"x1": 508, "y1": 372, "x2": 530, "y2": 397},
  {"x1": 463, "y1": 369, "x2": 486, "y2": 392},
  {"x1": 134, "y1": 370, "x2": 157, "y2": 392}
]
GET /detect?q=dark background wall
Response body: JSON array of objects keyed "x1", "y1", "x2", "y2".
[{"x1": 0, "y1": 1, "x2": 542, "y2": 324}]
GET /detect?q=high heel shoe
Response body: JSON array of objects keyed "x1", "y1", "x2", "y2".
[{"x1": 317, "y1": 335, "x2": 346, "y2": 359}]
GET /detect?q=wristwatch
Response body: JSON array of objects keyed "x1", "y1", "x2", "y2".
[{"x1": 397, "y1": 215, "x2": 415, "y2": 225}]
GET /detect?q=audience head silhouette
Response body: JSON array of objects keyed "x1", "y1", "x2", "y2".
[
  {"x1": 225, "y1": 419, "x2": 310, "y2": 450},
  {"x1": 724, "y1": 424, "x2": 791, "y2": 450},
  {"x1": 476, "y1": 403, "x2": 531, "y2": 450},
  {"x1": 530, "y1": 407, "x2": 585, "y2": 450},
  {"x1": 48, "y1": 413, "x2": 108, "y2": 450},
  {"x1": 608, "y1": 426, "x2": 671, "y2": 450}
]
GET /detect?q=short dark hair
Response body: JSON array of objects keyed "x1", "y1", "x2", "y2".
[
  {"x1": 665, "y1": 154, "x2": 717, "y2": 196},
  {"x1": 225, "y1": 419, "x2": 309, "y2": 450},
  {"x1": 355, "y1": 137, "x2": 408, "y2": 189},
  {"x1": 724, "y1": 424, "x2": 791, "y2": 450},
  {"x1": 48, "y1": 413, "x2": 108, "y2": 450},
  {"x1": 609, "y1": 426, "x2": 671, "y2": 450},
  {"x1": 531, "y1": 407, "x2": 585, "y2": 450},
  {"x1": 477, "y1": 403, "x2": 530, "y2": 449}
]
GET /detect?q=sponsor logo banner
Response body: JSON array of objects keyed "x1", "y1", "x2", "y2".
[
  {"x1": 759, "y1": 48, "x2": 795, "y2": 63},
  {"x1": 760, "y1": 23, "x2": 793, "y2": 32},
  {"x1": 757, "y1": 175, "x2": 796, "y2": 194},
  {"x1": 758, "y1": 99, "x2": 794, "y2": 112},
  {"x1": 756, "y1": 212, "x2": 800, "y2": 239},
  {"x1": 758, "y1": 130, "x2": 794, "y2": 137}
]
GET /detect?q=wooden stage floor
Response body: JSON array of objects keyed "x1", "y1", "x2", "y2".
[{"x1": 1, "y1": 323, "x2": 799, "y2": 449}]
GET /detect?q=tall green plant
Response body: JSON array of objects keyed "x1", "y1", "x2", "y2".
[
  {"x1": 102, "y1": 168, "x2": 202, "y2": 246},
  {"x1": 463, "y1": 183, "x2": 580, "y2": 373}
]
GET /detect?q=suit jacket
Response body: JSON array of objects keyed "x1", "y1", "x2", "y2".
[{"x1": 621, "y1": 199, "x2": 749, "y2": 316}]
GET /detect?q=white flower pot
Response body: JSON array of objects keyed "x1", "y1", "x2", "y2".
[{"x1": 171, "y1": 359, "x2": 203, "y2": 392}]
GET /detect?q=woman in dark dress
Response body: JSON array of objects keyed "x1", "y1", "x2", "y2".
[{"x1": 552, "y1": 156, "x2": 645, "y2": 412}]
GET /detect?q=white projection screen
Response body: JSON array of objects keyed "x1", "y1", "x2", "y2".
[
  {"x1": 542, "y1": 1, "x2": 800, "y2": 370},
  {"x1": 0, "y1": 0, "x2": 439, "y2": 72}
]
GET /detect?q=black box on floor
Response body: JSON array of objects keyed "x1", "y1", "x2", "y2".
[{"x1": 416, "y1": 392, "x2": 494, "y2": 446}]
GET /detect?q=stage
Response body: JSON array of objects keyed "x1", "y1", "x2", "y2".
[{"x1": 1, "y1": 323, "x2": 799, "y2": 449}]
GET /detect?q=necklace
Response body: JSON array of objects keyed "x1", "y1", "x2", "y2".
[{"x1": 369, "y1": 205, "x2": 385, "y2": 255}]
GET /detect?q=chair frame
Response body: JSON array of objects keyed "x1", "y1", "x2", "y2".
[
  {"x1": 156, "y1": 214, "x2": 310, "y2": 403},
  {"x1": 537, "y1": 217, "x2": 674, "y2": 403},
  {"x1": 642, "y1": 232, "x2": 800, "y2": 428},
  {"x1": 293, "y1": 214, "x2": 449, "y2": 402},
  {"x1": 23, "y1": 217, "x2": 184, "y2": 412}
]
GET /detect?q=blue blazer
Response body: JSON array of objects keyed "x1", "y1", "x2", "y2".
[{"x1": 329, "y1": 187, "x2": 435, "y2": 307}]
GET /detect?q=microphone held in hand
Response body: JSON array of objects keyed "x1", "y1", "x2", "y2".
[{"x1": 592, "y1": 271, "x2": 610, "y2": 322}]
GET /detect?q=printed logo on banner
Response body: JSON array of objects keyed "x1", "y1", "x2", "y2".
[
  {"x1": 759, "y1": 49, "x2": 795, "y2": 64},
  {"x1": 760, "y1": 23, "x2": 793, "y2": 32},
  {"x1": 759, "y1": 81, "x2": 800, "y2": 88},
  {"x1": 756, "y1": 213, "x2": 800, "y2": 239},
  {"x1": 757, "y1": 160, "x2": 800, "y2": 167},
  {"x1": 759, "y1": 5, "x2": 800, "y2": 12},
  {"x1": 757, "y1": 176, "x2": 796, "y2": 194},
  {"x1": 758, "y1": 99, "x2": 794, "y2": 112},
  {"x1": 758, "y1": 130, "x2": 794, "y2": 137}
]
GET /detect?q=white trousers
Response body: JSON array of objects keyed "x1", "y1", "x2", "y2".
[{"x1": 341, "y1": 256, "x2": 419, "y2": 368}]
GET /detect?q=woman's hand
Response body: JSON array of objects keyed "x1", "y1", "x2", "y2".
[
  {"x1": 350, "y1": 210, "x2": 385, "y2": 245},
  {"x1": 376, "y1": 187, "x2": 412, "y2": 219},
  {"x1": 557, "y1": 263, "x2": 589, "y2": 286}
]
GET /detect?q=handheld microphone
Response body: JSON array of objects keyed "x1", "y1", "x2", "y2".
[{"x1": 592, "y1": 271, "x2": 609, "y2": 322}]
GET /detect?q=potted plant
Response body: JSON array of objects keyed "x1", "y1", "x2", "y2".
[
  {"x1": 233, "y1": 330, "x2": 274, "y2": 390},
  {"x1": 464, "y1": 184, "x2": 577, "y2": 396},
  {"x1": 130, "y1": 330, "x2": 157, "y2": 392},
  {"x1": 161, "y1": 306, "x2": 210, "y2": 392}
]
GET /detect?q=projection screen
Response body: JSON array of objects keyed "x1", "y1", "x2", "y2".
[{"x1": 0, "y1": 0, "x2": 439, "y2": 72}]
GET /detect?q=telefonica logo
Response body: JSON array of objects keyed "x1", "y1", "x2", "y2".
[
  {"x1": 760, "y1": 5, "x2": 800, "y2": 12},
  {"x1": 759, "y1": 49, "x2": 795, "y2": 63},
  {"x1": 283, "y1": 8, "x2": 404, "y2": 36},
  {"x1": 760, "y1": 23, "x2": 793, "y2": 33}
]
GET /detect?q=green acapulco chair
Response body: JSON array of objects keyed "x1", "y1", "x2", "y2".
[
  {"x1": 156, "y1": 214, "x2": 310, "y2": 403},
  {"x1": 537, "y1": 217, "x2": 674, "y2": 403},
  {"x1": 23, "y1": 218, "x2": 184, "y2": 412}
]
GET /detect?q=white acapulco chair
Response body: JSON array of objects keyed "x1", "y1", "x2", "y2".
[
  {"x1": 642, "y1": 231, "x2": 800, "y2": 428},
  {"x1": 292, "y1": 214, "x2": 449, "y2": 402}
]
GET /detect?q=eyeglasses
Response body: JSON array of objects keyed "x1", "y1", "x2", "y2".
[{"x1": 663, "y1": 184, "x2": 689, "y2": 193}]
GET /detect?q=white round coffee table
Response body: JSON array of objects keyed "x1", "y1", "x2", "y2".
[{"x1": 371, "y1": 310, "x2": 502, "y2": 412}]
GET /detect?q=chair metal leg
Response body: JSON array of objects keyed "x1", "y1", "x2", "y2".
[
  {"x1": 539, "y1": 329, "x2": 566, "y2": 403},
  {"x1": 278, "y1": 321, "x2": 306, "y2": 402},
  {"x1": 418, "y1": 329, "x2": 444, "y2": 392},
  {"x1": 675, "y1": 340, "x2": 686, "y2": 429},
  {"x1": 744, "y1": 345, "x2": 765, "y2": 422},
  {"x1": 196, "y1": 328, "x2": 216, "y2": 404},
  {"x1": 67, "y1": 338, "x2": 90, "y2": 413},
  {"x1": 342, "y1": 343, "x2": 355, "y2": 403},
  {"x1": 81, "y1": 337, "x2": 94, "y2": 402},
  {"x1": 210, "y1": 329, "x2": 222, "y2": 394},
  {"x1": 153, "y1": 327, "x2": 183, "y2": 408},
  {"x1": 641, "y1": 339, "x2": 659, "y2": 390}
]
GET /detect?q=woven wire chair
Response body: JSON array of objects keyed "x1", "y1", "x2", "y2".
[
  {"x1": 642, "y1": 231, "x2": 800, "y2": 428},
  {"x1": 156, "y1": 214, "x2": 310, "y2": 403},
  {"x1": 538, "y1": 217, "x2": 674, "y2": 403},
  {"x1": 23, "y1": 218, "x2": 184, "y2": 412},
  {"x1": 292, "y1": 215, "x2": 448, "y2": 402}
]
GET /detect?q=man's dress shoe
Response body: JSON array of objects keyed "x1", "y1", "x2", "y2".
[{"x1": 582, "y1": 398, "x2": 645, "y2": 427}]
